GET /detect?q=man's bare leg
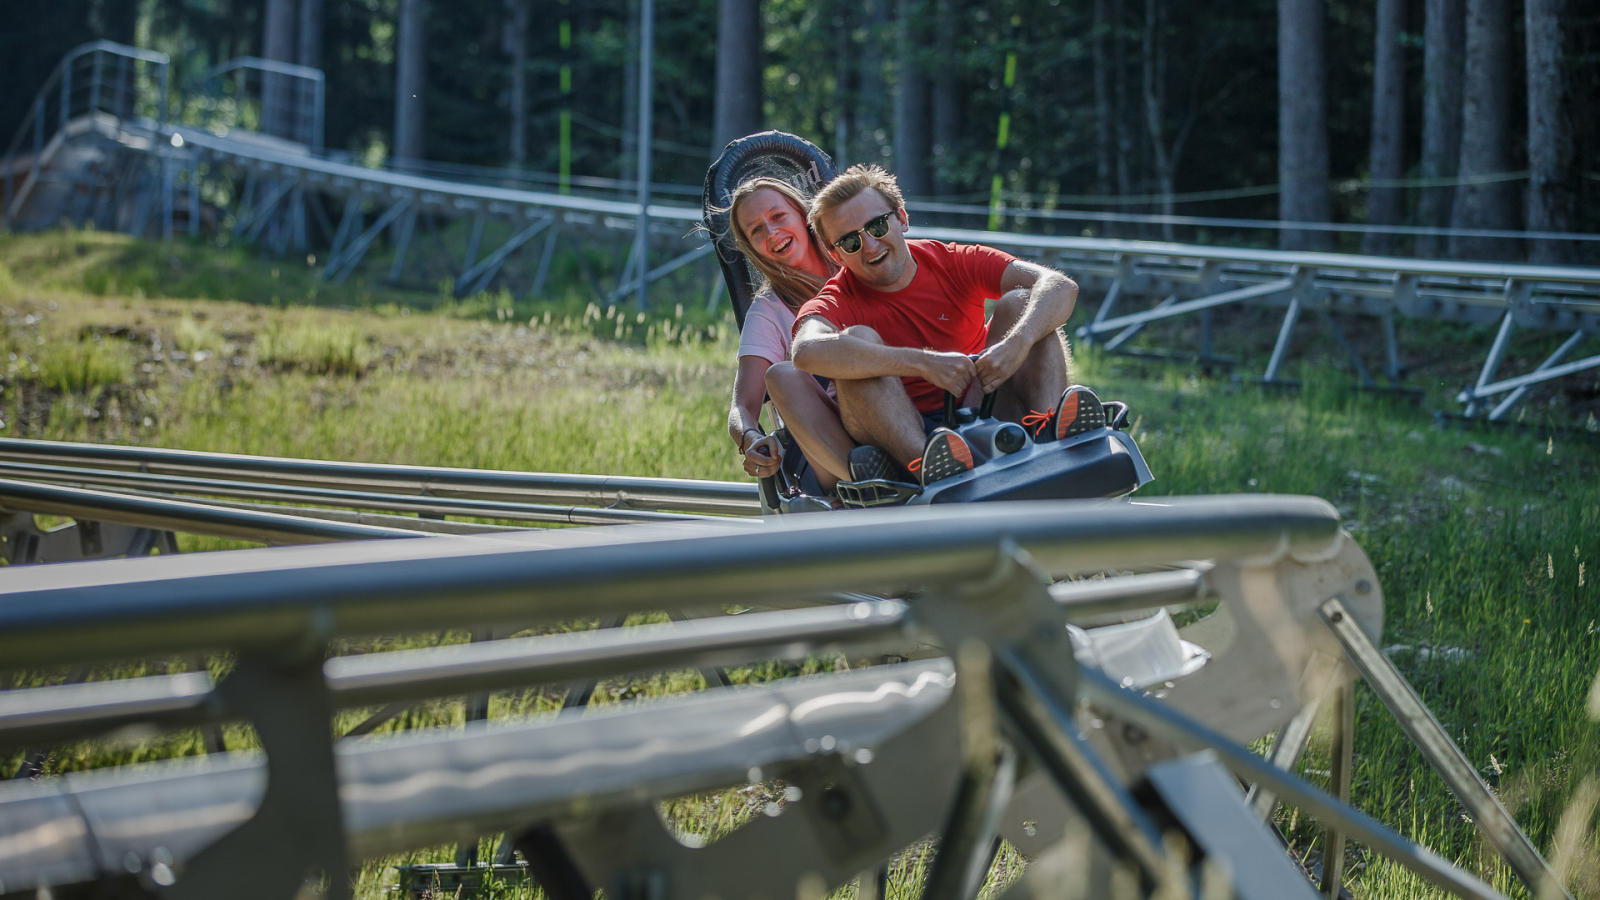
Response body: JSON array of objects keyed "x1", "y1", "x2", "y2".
[
  {"x1": 765, "y1": 361, "x2": 848, "y2": 492},
  {"x1": 830, "y1": 326, "x2": 928, "y2": 468},
  {"x1": 985, "y1": 289, "x2": 1072, "y2": 422}
]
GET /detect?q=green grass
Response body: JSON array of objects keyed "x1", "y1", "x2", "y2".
[{"x1": 1, "y1": 235, "x2": 1598, "y2": 899}]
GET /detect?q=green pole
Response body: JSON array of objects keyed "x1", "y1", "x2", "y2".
[
  {"x1": 559, "y1": 0, "x2": 572, "y2": 195},
  {"x1": 987, "y1": 14, "x2": 1020, "y2": 231}
]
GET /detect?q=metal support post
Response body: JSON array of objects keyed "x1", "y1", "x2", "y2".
[
  {"x1": 1319, "y1": 311, "x2": 1376, "y2": 388},
  {"x1": 116, "y1": 54, "x2": 130, "y2": 118},
  {"x1": 160, "y1": 151, "x2": 174, "y2": 241},
  {"x1": 60, "y1": 61, "x2": 71, "y2": 130},
  {"x1": 31, "y1": 96, "x2": 43, "y2": 184},
  {"x1": 1103, "y1": 294, "x2": 1175, "y2": 352},
  {"x1": 90, "y1": 52, "x2": 102, "y2": 118},
  {"x1": 238, "y1": 178, "x2": 298, "y2": 244},
  {"x1": 1263, "y1": 297, "x2": 1303, "y2": 383},
  {"x1": 1381, "y1": 311, "x2": 1403, "y2": 382},
  {"x1": 1488, "y1": 330, "x2": 1587, "y2": 421},
  {"x1": 1084, "y1": 276, "x2": 1123, "y2": 346},
  {"x1": 328, "y1": 195, "x2": 362, "y2": 263},
  {"x1": 923, "y1": 644, "x2": 1014, "y2": 900},
  {"x1": 388, "y1": 207, "x2": 418, "y2": 284},
  {"x1": 1320, "y1": 678, "x2": 1355, "y2": 899},
  {"x1": 188, "y1": 158, "x2": 201, "y2": 235},
  {"x1": 1318, "y1": 598, "x2": 1568, "y2": 900},
  {"x1": 531, "y1": 223, "x2": 561, "y2": 299},
  {"x1": 1463, "y1": 312, "x2": 1516, "y2": 417},
  {"x1": 165, "y1": 652, "x2": 351, "y2": 900},
  {"x1": 1247, "y1": 708, "x2": 1318, "y2": 817},
  {"x1": 633, "y1": 0, "x2": 655, "y2": 312},
  {"x1": 455, "y1": 627, "x2": 495, "y2": 869},
  {"x1": 463, "y1": 211, "x2": 486, "y2": 274}
]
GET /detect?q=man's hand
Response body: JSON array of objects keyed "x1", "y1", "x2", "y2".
[
  {"x1": 975, "y1": 336, "x2": 1029, "y2": 394},
  {"x1": 918, "y1": 351, "x2": 978, "y2": 396},
  {"x1": 742, "y1": 433, "x2": 785, "y2": 478}
]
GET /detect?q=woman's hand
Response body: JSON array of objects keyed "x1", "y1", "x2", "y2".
[{"x1": 742, "y1": 433, "x2": 785, "y2": 478}]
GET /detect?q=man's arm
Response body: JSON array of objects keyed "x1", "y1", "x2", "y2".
[
  {"x1": 974, "y1": 259, "x2": 1078, "y2": 393},
  {"x1": 791, "y1": 315, "x2": 977, "y2": 395}
]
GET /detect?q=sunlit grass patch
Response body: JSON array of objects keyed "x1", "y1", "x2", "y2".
[{"x1": 30, "y1": 335, "x2": 135, "y2": 394}]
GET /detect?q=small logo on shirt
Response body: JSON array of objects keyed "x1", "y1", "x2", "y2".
[{"x1": 938, "y1": 313, "x2": 950, "y2": 321}]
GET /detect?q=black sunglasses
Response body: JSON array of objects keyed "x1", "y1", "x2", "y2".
[{"x1": 831, "y1": 211, "x2": 895, "y2": 255}]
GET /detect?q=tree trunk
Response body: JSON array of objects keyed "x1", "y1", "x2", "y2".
[
  {"x1": 930, "y1": 0, "x2": 959, "y2": 195},
  {"x1": 297, "y1": 0, "x2": 322, "y2": 69},
  {"x1": 833, "y1": 0, "x2": 854, "y2": 165},
  {"x1": 856, "y1": 0, "x2": 890, "y2": 167},
  {"x1": 1092, "y1": 0, "x2": 1114, "y2": 199},
  {"x1": 262, "y1": 0, "x2": 297, "y2": 140},
  {"x1": 1525, "y1": 0, "x2": 1574, "y2": 263},
  {"x1": 893, "y1": 0, "x2": 931, "y2": 197},
  {"x1": 712, "y1": 0, "x2": 763, "y2": 153},
  {"x1": 1112, "y1": 0, "x2": 1132, "y2": 201},
  {"x1": 1141, "y1": 0, "x2": 1175, "y2": 239},
  {"x1": 1448, "y1": 0, "x2": 1516, "y2": 259},
  {"x1": 621, "y1": 0, "x2": 638, "y2": 182},
  {"x1": 1277, "y1": 0, "x2": 1332, "y2": 251},
  {"x1": 1362, "y1": 0, "x2": 1405, "y2": 256},
  {"x1": 393, "y1": 0, "x2": 427, "y2": 170},
  {"x1": 504, "y1": 0, "x2": 529, "y2": 164},
  {"x1": 1415, "y1": 0, "x2": 1463, "y2": 256}
]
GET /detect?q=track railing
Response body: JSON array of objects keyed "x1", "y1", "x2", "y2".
[
  {"x1": 0, "y1": 497, "x2": 1564, "y2": 900},
  {"x1": 2, "y1": 41, "x2": 169, "y2": 223}
]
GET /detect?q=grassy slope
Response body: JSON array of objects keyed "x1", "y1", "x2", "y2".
[{"x1": 2, "y1": 231, "x2": 1598, "y2": 899}]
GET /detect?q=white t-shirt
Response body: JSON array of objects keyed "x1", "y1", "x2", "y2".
[{"x1": 736, "y1": 289, "x2": 796, "y2": 364}]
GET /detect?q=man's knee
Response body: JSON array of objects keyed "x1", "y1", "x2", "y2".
[
  {"x1": 990, "y1": 289, "x2": 1030, "y2": 330},
  {"x1": 841, "y1": 325, "x2": 885, "y2": 345},
  {"x1": 765, "y1": 360, "x2": 802, "y2": 396}
]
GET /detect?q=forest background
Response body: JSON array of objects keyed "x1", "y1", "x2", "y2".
[{"x1": 2, "y1": 0, "x2": 1597, "y2": 263}]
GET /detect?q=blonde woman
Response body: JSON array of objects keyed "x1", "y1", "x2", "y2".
[{"x1": 724, "y1": 177, "x2": 853, "y2": 493}]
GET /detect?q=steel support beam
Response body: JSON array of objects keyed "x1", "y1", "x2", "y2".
[
  {"x1": 323, "y1": 197, "x2": 412, "y2": 284},
  {"x1": 604, "y1": 243, "x2": 715, "y2": 307},
  {"x1": 1318, "y1": 599, "x2": 1567, "y2": 900},
  {"x1": 1079, "y1": 277, "x2": 1295, "y2": 337},
  {"x1": 1487, "y1": 330, "x2": 1588, "y2": 420},
  {"x1": 1263, "y1": 297, "x2": 1303, "y2": 383},
  {"x1": 1463, "y1": 313, "x2": 1517, "y2": 417},
  {"x1": 454, "y1": 215, "x2": 552, "y2": 296}
]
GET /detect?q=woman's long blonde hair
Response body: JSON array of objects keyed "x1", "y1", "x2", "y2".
[{"x1": 727, "y1": 177, "x2": 838, "y2": 312}]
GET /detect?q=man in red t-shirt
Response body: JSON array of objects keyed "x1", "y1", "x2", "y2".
[{"x1": 789, "y1": 164, "x2": 1102, "y2": 486}]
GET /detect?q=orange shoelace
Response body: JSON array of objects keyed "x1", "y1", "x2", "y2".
[
  {"x1": 907, "y1": 457, "x2": 924, "y2": 473},
  {"x1": 1020, "y1": 408, "x2": 1055, "y2": 437}
]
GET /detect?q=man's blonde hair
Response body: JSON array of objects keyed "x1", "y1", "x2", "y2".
[{"x1": 807, "y1": 164, "x2": 905, "y2": 244}]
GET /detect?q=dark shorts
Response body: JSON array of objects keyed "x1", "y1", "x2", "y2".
[{"x1": 920, "y1": 410, "x2": 948, "y2": 436}]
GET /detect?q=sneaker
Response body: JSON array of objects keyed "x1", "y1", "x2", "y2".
[
  {"x1": 1051, "y1": 385, "x2": 1107, "y2": 441},
  {"x1": 848, "y1": 444, "x2": 904, "y2": 483},
  {"x1": 911, "y1": 428, "x2": 975, "y2": 487}
]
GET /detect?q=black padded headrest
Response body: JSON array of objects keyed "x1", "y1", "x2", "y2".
[{"x1": 702, "y1": 131, "x2": 837, "y2": 330}]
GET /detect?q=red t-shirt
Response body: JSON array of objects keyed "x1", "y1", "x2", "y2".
[{"x1": 794, "y1": 239, "x2": 1015, "y2": 413}]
